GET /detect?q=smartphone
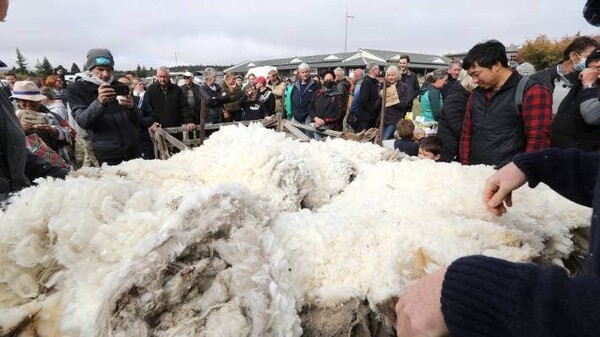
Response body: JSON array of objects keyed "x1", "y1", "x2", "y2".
[{"x1": 109, "y1": 84, "x2": 131, "y2": 96}]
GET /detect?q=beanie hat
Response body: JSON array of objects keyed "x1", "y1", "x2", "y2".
[
  {"x1": 584, "y1": 0, "x2": 600, "y2": 26},
  {"x1": 84, "y1": 48, "x2": 114, "y2": 71}
]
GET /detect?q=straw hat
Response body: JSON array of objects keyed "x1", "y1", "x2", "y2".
[{"x1": 11, "y1": 81, "x2": 46, "y2": 101}]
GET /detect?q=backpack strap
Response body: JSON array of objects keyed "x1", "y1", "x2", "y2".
[{"x1": 515, "y1": 76, "x2": 530, "y2": 115}]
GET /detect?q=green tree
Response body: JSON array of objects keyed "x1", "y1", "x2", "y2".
[
  {"x1": 135, "y1": 64, "x2": 143, "y2": 78},
  {"x1": 517, "y1": 35, "x2": 561, "y2": 70},
  {"x1": 70, "y1": 62, "x2": 81, "y2": 74},
  {"x1": 15, "y1": 48, "x2": 28, "y2": 74},
  {"x1": 34, "y1": 57, "x2": 53, "y2": 78}
]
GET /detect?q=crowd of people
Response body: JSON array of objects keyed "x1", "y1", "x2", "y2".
[{"x1": 2, "y1": 36, "x2": 600, "y2": 191}]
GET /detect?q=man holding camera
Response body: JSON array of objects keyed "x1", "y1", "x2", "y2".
[{"x1": 67, "y1": 48, "x2": 142, "y2": 166}]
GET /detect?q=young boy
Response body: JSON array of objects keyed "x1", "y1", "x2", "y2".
[
  {"x1": 394, "y1": 119, "x2": 419, "y2": 156},
  {"x1": 418, "y1": 136, "x2": 442, "y2": 161}
]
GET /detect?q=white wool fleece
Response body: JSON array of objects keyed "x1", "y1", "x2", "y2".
[{"x1": 0, "y1": 125, "x2": 591, "y2": 336}]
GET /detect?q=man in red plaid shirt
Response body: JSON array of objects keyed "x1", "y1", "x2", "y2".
[{"x1": 459, "y1": 40, "x2": 552, "y2": 168}]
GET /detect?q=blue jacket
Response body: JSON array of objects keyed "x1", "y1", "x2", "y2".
[{"x1": 290, "y1": 78, "x2": 320, "y2": 122}]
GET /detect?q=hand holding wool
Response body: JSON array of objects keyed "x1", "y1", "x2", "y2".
[
  {"x1": 395, "y1": 268, "x2": 449, "y2": 337},
  {"x1": 483, "y1": 162, "x2": 527, "y2": 217}
]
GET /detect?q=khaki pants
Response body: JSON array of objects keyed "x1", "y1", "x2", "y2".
[{"x1": 76, "y1": 137, "x2": 99, "y2": 167}]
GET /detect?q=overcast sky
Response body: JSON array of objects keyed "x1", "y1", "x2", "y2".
[{"x1": 0, "y1": 0, "x2": 597, "y2": 71}]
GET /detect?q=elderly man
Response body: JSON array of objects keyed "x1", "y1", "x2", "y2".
[
  {"x1": 145, "y1": 66, "x2": 195, "y2": 131},
  {"x1": 180, "y1": 71, "x2": 202, "y2": 125},
  {"x1": 334, "y1": 67, "x2": 351, "y2": 116},
  {"x1": 441, "y1": 60, "x2": 462, "y2": 99},
  {"x1": 289, "y1": 63, "x2": 320, "y2": 134},
  {"x1": 199, "y1": 67, "x2": 228, "y2": 125},
  {"x1": 356, "y1": 63, "x2": 381, "y2": 132},
  {"x1": 67, "y1": 48, "x2": 142, "y2": 166}
]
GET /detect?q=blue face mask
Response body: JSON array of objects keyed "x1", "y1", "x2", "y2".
[{"x1": 574, "y1": 57, "x2": 587, "y2": 72}]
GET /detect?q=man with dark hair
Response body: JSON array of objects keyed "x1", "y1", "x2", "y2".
[
  {"x1": 459, "y1": 40, "x2": 552, "y2": 168},
  {"x1": 398, "y1": 55, "x2": 420, "y2": 111},
  {"x1": 356, "y1": 63, "x2": 381, "y2": 132},
  {"x1": 2, "y1": 71, "x2": 16, "y2": 98},
  {"x1": 531, "y1": 36, "x2": 598, "y2": 116}
]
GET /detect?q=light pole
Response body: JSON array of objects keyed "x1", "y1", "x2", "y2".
[
  {"x1": 344, "y1": 11, "x2": 355, "y2": 53},
  {"x1": 174, "y1": 52, "x2": 179, "y2": 67}
]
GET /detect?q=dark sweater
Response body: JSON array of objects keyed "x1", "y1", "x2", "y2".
[
  {"x1": 394, "y1": 139, "x2": 419, "y2": 156},
  {"x1": 68, "y1": 80, "x2": 142, "y2": 162},
  {"x1": 437, "y1": 82, "x2": 470, "y2": 162},
  {"x1": 442, "y1": 148, "x2": 600, "y2": 337}
]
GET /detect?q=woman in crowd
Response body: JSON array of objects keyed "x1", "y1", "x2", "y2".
[
  {"x1": 310, "y1": 71, "x2": 343, "y2": 139},
  {"x1": 420, "y1": 69, "x2": 447, "y2": 122},
  {"x1": 131, "y1": 78, "x2": 146, "y2": 108},
  {"x1": 45, "y1": 74, "x2": 67, "y2": 105},
  {"x1": 13, "y1": 81, "x2": 74, "y2": 168},
  {"x1": 240, "y1": 76, "x2": 274, "y2": 121},
  {"x1": 381, "y1": 65, "x2": 410, "y2": 140},
  {"x1": 437, "y1": 69, "x2": 477, "y2": 162}
]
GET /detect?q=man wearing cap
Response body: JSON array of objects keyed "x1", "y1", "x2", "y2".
[
  {"x1": 67, "y1": 48, "x2": 142, "y2": 166},
  {"x1": 179, "y1": 71, "x2": 202, "y2": 125}
]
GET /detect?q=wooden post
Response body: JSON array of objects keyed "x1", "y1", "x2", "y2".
[
  {"x1": 378, "y1": 77, "x2": 387, "y2": 146},
  {"x1": 199, "y1": 99, "x2": 206, "y2": 146}
]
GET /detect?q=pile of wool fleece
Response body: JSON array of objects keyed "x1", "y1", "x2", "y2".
[{"x1": 0, "y1": 124, "x2": 591, "y2": 336}]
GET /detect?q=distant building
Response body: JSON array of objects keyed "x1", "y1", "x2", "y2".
[{"x1": 224, "y1": 48, "x2": 451, "y2": 78}]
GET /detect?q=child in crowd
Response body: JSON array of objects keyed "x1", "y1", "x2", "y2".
[
  {"x1": 418, "y1": 136, "x2": 442, "y2": 161},
  {"x1": 394, "y1": 119, "x2": 419, "y2": 156}
]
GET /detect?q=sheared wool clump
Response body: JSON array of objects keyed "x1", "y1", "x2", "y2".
[{"x1": 0, "y1": 125, "x2": 591, "y2": 336}]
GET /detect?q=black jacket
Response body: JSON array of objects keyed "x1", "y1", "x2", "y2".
[
  {"x1": 199, "y1": 83, "x2": 228, "y2": 124},
  {"x1": 311, "y1": 86, "x2": 343, "y2": 130},
  {"x1": 437, "y1": 82, "x2": 470, "y2": 162},
  {"x1": 240, "y1": 88, "x2": 275, "y2": 121},
  {"x1": 358, "y1": 76, "x2": 381, "y2": 122},
  {"x1": 68, "y1": 80, "x2": 142, "y2": 162},
  {"x1": 551, "y1": 82, "x2": 600, "y2": 151},
  {"x1": 145, "y1": 82, "x2": 192, "y2": 128},
  {"x1": 0, "y1": 89, "x2": 29, "y2": 197},
  {"x1": 400, "y1": 70, "x2": 420, "y2": 108}
]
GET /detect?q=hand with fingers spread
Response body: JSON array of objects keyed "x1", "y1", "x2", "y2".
[{"x1": 483, "y1": 162, "x2": 527, "y2": 217}]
